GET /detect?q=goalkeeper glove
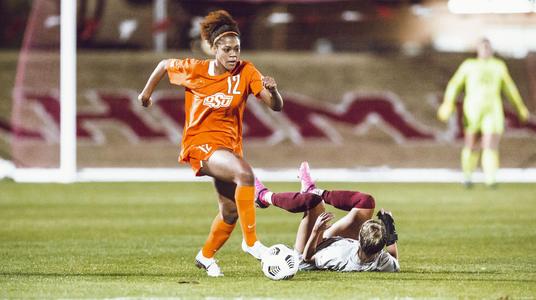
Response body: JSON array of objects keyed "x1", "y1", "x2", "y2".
[
  {"x1": 437, "y1": 103, "x2": 453, "y2": 122},
  {"x1": 377, "y1": 210, "x2": 398, "y2": 246}
]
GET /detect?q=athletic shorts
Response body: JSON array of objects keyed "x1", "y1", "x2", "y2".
[
  {"x1": 464, "y1": 109, "x2": 504, "y2": 135},
  {"x1": 179, "y1": 143, "x2": 242, "y2": 176}
]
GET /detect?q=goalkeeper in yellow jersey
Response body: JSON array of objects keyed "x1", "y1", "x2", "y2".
[{"x1": 438, "y1": 38, "x2": 530, "y2": 187}]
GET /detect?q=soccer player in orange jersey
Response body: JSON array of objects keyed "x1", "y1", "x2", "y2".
[{"x1": 138, "y1": 10, "x2": 283, "y2": 277}]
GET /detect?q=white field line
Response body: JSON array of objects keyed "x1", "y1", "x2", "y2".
[{"x1": 4, "y1": 167, "x2": 536, "y2": 183}]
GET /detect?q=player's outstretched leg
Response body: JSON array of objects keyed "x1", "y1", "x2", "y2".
[
  {"x1": 195, "y1": 185, "x2": 237, "y2": 277},
  {"x1": 196, "y1": 214, "x2": 235, "y2": 277},
  {"x1": 236, "y1": 182, "x2": 267, "y2": 259},
  {"x1": 322, "y1": 190, "x2": 375, "y2": 211},
  {"x1": 202, "y1": 150, "x2": 267, "y2": 260},
  {"x1": 297, "y1": 162, "x2": 377, "y2": 239},
  {"x1": 272, "y1": 192, "x2": 323, "y2": 213},
  {"x1": 298, "y1": 161, "x2": 375, "y2": 211},
  {"x1": 255, "y1": 177, "x2": 323, "y2": 213},
  {"x1": 322, "y1": 191, "x2": 375, "y2": 240}
]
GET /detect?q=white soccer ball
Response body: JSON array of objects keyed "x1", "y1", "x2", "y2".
[{"x1": 261, "y1": 244, "x2": 299, "y2": 280}]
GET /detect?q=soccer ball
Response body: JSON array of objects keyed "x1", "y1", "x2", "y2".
[{"x1": 261, "y1": 244, "x2": 299, "y2": 280}]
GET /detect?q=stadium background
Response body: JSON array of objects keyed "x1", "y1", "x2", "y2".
[{"x1": 1, "y1": 0, "x2": 535, "y2": 172}]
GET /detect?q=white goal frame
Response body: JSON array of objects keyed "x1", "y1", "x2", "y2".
[{"x1": 59, "y1": 0, "x2": 77, "y2": 183}]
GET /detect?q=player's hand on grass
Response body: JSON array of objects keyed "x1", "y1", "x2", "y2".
[
  {"x1": 313, "y1": 212, "x2": 334, "y2": 233},
  {"x1": 138, "y1": 93, "x2": 152, "y2": 108},
  {"x1": 262, "y1": 76, "x2": 277, "y2": 92}
]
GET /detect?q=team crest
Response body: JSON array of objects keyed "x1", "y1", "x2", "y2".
[{"x1": 200, "y1": 93, "x2": 233, "y2": 109}]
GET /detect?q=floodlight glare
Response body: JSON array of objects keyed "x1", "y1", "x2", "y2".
[{"x1": 448, "y1": 0, "x2": 535, "y2": 14}]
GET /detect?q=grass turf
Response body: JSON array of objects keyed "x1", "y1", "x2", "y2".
[{"x1": 1, "y1": 181, "x2": 535, "y2": 299}]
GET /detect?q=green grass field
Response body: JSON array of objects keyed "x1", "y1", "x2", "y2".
[{"x1": 1, "y1": 181, "x2": 535, "y2": 299}]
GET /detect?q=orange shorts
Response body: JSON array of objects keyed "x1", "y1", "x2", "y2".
[{"x1": 180, "y1": 143, "x2": 242, "y2": 176}]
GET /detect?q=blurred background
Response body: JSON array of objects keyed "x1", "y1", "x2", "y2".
[{"x1": 1, "y1": 0, "x2": 535, "y2": 173}]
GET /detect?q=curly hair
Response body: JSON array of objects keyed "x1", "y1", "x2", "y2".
[{"x1": 200, "y1": 10, "x2": 240, "y2": 47}]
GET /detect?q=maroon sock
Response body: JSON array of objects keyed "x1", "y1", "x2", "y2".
[
  {"x1": 272, "y1": 192, "x2": 323, "y2": 213},
  {"x1": 321, "y1": 190, "x2": 375, "y2": 211}
]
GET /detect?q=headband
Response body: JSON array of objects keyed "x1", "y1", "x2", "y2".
[{"x1": 213, "y1": 31, "x2": 239, "y2": 45}]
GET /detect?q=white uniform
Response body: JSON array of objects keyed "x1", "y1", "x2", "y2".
[{"x1": 299, "y1": 237, "x2": 400, "y2": 272}]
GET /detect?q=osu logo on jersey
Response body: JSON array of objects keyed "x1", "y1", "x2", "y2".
[{"x1": 200, "y1": 93, "x2": 234, "y2": 109}]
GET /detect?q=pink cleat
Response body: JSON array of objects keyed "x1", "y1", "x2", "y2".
[
  {"x1": 254, "y1": 177, "x2": 270, "y2": 208},
  {"x1": 298, "y1": 161, "x2": 316, "y2": 193}
]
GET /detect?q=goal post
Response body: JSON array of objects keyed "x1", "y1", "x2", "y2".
[{"x1": 59, "y1": 0, "x2": 77, "y2": 183}]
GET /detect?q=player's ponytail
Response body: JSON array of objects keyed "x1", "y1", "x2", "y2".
[{"x1": 200, "y1": 10, "x2": 240, "y2": 47}]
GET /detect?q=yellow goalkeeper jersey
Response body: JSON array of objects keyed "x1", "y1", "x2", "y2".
[{"x1": 441, "y1": 57, "x2": 528, "y2": 133}]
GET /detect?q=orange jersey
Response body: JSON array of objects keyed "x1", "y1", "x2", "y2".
[{"x1": 166, "y1": 58, "x2": 264, "y2": 164}]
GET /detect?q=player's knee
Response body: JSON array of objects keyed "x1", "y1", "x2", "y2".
[
  {"x1": 221, "y1": 206, "x2": 238, "y2": 224},
  {"x1": 214, "y1": 180, "x2": 237, "y2": 200},
  {"x1": 304, "y1": 194, "x2": 323, "y2": 210},
  {"x1": 234, "y1": 166, "x2": 254, "y2": 186},
  {"x1": 362, "y1": 194, "x2": 375, "y2": 209},
  {"x1": 353, "y1": 193, "x2": 375, "y2": 209},
  {"x1": 222, "y1": 214, "x2": 238, "y2": 224}
]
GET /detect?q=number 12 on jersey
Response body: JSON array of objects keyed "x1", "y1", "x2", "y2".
[{"x1": 227, "y1": 75, "x2": 241, "y2": 95}]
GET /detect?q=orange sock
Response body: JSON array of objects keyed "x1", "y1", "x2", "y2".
[
  {"x1": 235, "y1": 185, "x2": 258, "y2": 247},
  {"x1": 201, "y1": 214, "x2": 236, "y2": 258}
]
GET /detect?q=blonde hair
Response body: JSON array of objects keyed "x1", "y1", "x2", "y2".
[{"x1": 359, "y1": 219, "x2": 386, "y2": 255}]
